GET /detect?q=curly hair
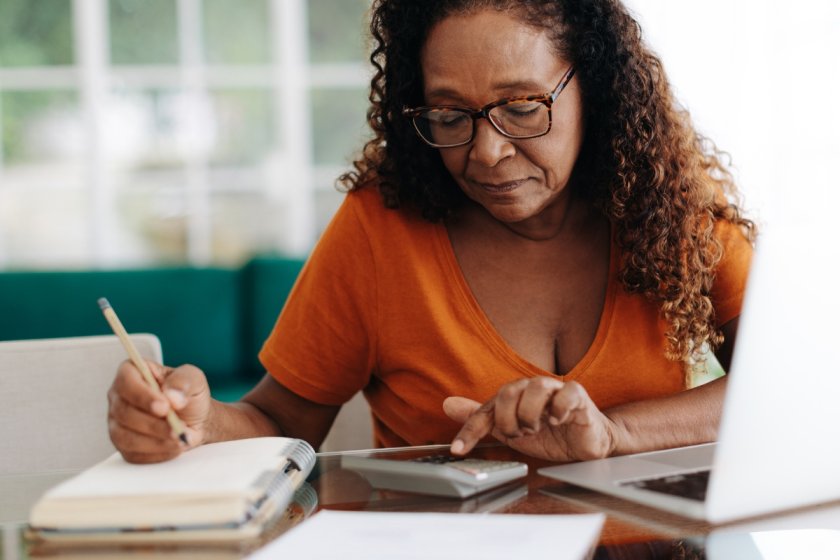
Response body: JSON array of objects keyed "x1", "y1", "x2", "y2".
[{"x1": 340, "y1": 0, "x2": 756, "y2": 367}]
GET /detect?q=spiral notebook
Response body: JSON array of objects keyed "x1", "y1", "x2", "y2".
[{"x1": 27, "y1": 437, "x2": 316, "y2": 544}]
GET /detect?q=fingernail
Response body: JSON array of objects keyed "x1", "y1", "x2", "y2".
[
  {"x1": 522, "y1": 427, "x2": 536, "y2": 436},
  {"x1": 165, "y1": 389, "x2": 186, "y2": 409},
  {"x1": 151, "y1": 400, "x2": 168, "y2": 416},
  {"x1": 549, "y1": 415, "x2": 561, "y2": 426},
  {"x1": 451, "y1": 439, "x2": 465, "y2": 454}
]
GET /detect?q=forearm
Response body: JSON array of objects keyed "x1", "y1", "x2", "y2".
[
  {"x1": 606, "y1": 376, "x2": 727, "y2": 456},
  {"x1": 202, "y1": 374, "x2": 340, "y2": 448},
  {"x1": 204, "y1": 399, "x2": 284, "y2": 444}
]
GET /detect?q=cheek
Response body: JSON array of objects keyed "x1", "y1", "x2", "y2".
[
  {"x1": 542, "y1": 117, "x2": 585, "y2": 179},
  {"x1": 438, "y1": 148, "x2": 466, "y2": 179},
  {"x1": 523, "y1": 141, "x2": 568, "y2": 180}
]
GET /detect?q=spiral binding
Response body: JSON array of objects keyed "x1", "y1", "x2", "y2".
[
  {"x1": 286, "y1": 439, "x2": 316, "y2": 474},
  {"x1": 246, "y1": 439, "x2": 316, "y2": 522}
]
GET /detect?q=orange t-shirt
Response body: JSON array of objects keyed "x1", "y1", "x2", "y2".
[{"x1": 259, "y1": 187, "x2": 752, "y2": 448}]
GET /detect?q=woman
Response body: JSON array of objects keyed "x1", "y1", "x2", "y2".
[{"x1": 107, "y1": 0, "x2": 754, "y2": 464}]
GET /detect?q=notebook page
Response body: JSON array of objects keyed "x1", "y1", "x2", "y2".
[{"x1": 45, "y1": 438, "x2": 297, "y2": 498}]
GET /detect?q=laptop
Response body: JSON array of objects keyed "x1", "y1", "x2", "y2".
[{"x1": 539, "y1": 222, "x2": 840, "y2": 523}]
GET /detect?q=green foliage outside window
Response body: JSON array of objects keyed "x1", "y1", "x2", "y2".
[
  {"x1": 209, "y1": 89, "x2": 275, "y2": 165},
  {"x1": 308, "y1": 0, "x2": 370, "y2": 64},
  {"x1": 0, "y1": 0, "x2": 74, "y2": 66},
  {"x1": 109, "y1": 0, "x2": 179, "y2": 64},
  {"x1": 1, "y1": 91, "x2": 78, "y2": 164},
  {"x1": 311, "y1": 87, "x2": 370, "y2": 166},
  {"x1": 203, "y1": 0, "x2": 271, "y2": 64}
]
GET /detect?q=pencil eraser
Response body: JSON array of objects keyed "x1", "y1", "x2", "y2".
[{"x1": 97, "y1": 297, "x2": 111, "y2": 311}]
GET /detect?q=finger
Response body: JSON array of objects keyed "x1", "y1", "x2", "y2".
[
  {"x1": 450, "y1": 400, "x2": 495, "y2": 456},
  {"x1": 548, "y1": 381, "x2": 594, "y2": 426},
  {"x1": 493, "y1": 379, "x2": 530, "y2": 438},
  {"x1": 108, "y1": 421, "x2": 183, "y2": 462},
  {"x1": 517, "y1": 377, "x2": 564, "y2": 432},
  {"x1": 118, "y1": 441, "x2": 184, "y2": 464},
  {"x1": 145, "y1": 359, "x2": 168, "y2": 384},
  {"x1": 160, "y1": 364, "x2": 207, "y2": 410},
  {"x1": 109, "y1": 394, "x2": 176, "y2": 440},
  {"x1": 121, "y1": 450, "x2": 183, "y2": 464},
  {"x1": 111, "y1": 360, "x2": 172, "y2": 417},
  {"x1": 442, "y1": 396, "x2": 482, "y2": 423}
]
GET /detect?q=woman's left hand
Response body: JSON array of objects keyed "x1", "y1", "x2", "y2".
[{"x1": 443, "y1": 377, "x2": 622, "y2": 462}]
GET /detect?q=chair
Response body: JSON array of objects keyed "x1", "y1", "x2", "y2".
[
  {"x1": 0, "y1": 334, "x2": 162, "y2": 476},
  {"x1": 0, "y1": 333, "x2": 372, "y2": 464},
  {"x1": 320, "y1": 392, "x2": 374, "y2": 452}
]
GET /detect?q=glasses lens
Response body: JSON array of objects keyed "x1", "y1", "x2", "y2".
[
  {"x1": 413, "y1": 108, "x2": 472, "y2": 147},
  {"x1": 488, "y1": 101, "x2": 550, "y2": 138}
]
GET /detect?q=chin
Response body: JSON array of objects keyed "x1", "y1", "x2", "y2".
[
  {"x1": 466, "y1": 187, "x2": 543, "y2": 222},
  {"x1": 485, "y1": 204, "x2": 535, "y2": 224}
]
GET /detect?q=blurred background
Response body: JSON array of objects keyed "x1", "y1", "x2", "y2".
[
  {"x1": 0, "y1": 0, "x2": 370, "y2": 268},
  {"x1": 0, "y1": 0, "x2": 837, "y2": 270}
]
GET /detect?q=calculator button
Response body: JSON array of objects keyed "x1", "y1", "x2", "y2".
[
  {"x1": 411, "y1": 455, "x2": 464, "y2": 464},
  {"x1": 449, "y1": 460, "x2": 521, "y2": 474}
]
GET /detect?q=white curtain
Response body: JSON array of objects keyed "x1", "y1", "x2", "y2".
[{"x1": 624, "y1": 0, "x2": 840, "y2": 228}]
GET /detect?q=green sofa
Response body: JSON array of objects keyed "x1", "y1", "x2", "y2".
[{"x1": 0, "y1": 256, "x2": 306, "y2": 402}]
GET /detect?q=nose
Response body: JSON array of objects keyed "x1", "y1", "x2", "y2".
[{"x1": 468, "y1": 118, "x2": 515, "y2": 167}]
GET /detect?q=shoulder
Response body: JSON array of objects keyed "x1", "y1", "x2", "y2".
[
  {"x1": 711, "y1": 218, "x2": 754, "y2": 325},
  {"x1": 307, "y1": 185, "x2": 440, "y2": 276},
  {"x1": 713, "y1": 218, "x2": 753, "y2": 270},
  {"x1": 344, "y1": 183, "x2": 423, "y2": 219},
  {"x1": 336, "y1": 185, "x2": 434, "y2": 243}
]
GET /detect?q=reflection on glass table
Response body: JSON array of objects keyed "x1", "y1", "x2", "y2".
[{"x1": 3, "y1": 443, "x2": 840, "y2": 559}]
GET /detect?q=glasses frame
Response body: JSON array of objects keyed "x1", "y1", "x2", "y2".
[{"x1": 403, "y1": 66, "x2": 576, "y2": 148}]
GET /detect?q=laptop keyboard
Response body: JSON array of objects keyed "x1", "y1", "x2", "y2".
[{"x1": 621, "y1": 469, "x2": 711, "y2": 502}]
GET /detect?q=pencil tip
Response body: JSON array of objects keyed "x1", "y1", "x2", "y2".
[
  {"x1": 97, "y1": 297, "x2": 111, "y2": 311},
  {"x1": 179, "y1": 433, "x2": 189, "y2": 445}
]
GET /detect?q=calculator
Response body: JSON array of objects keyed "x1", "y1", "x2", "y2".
[{"x1": 341, "y1": 453, "x2": 528, "y2": 498}]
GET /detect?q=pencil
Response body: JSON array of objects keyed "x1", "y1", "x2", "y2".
[{"x1": 98, "y1": 297, "x2": 189, "y2": 445}]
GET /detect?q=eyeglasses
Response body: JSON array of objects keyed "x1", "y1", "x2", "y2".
[{"x1": 403, "y1": 67, "x2": 576, "y2": 148}]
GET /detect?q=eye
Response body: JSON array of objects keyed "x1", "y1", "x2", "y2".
[
  {"x1": 500, "y1": 101, "x2": 543, "y2": 118},
  {"x1": 426, "y1": 110, "x2": 470, "y2": 127}
]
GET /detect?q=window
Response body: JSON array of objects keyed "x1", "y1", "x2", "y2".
[
  {"x1": 0, "y1": 0, "x2": 371, "y2": 268},
  {"x1": 7, "y1": 1, "x2": 836, "y2": 268}
]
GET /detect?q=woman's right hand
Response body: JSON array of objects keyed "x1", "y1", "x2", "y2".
[{"x1": 107, "y1": 360, "x2": 212, "y2": 463}]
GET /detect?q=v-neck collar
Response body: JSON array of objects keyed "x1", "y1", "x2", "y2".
[{"x1": 433, "y1": 220, "x2": 619, "y2": 380}]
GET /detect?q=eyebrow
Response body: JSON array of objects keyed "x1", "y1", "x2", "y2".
[{"x1": 425, "y1": 79, "x2": 549, "y2": 104}]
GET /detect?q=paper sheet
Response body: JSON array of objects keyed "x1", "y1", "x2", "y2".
[{"x1": 247, "y1": 510, "x2": 605, "y2": 560}]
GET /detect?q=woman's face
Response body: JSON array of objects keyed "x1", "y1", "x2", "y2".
[{"x1": 420, "y1": 9, "x2": 584, "y2": 230}]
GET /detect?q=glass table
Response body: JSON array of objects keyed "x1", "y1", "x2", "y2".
[{"x1": 3, "y1": 444, "x2": 840, "y2": 559}]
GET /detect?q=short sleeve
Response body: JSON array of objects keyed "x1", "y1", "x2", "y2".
[
  {"x1": 259, "y1": 193, "x2": 377, "y2": 406},
  {"x1": 711, "y1": 220, "x2": 754, "y2": 327}
]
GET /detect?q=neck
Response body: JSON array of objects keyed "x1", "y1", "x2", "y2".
[{"x1": 461, "y1": 192, "x2": 594, "y2": 244}]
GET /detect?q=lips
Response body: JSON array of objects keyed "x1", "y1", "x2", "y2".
[{"x1": 474, "y1": 178, "x2": 528, "y2": 193}]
